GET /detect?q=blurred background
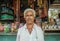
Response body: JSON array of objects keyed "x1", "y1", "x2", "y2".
[{"x1": 0, "y1": 0, "x2": 60, "y2": 41}]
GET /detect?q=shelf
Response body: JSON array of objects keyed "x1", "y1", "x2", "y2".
[
  {"x1": 0, "y1": 6, "x2": 14, "y2": 11},
  {"x1": 44, "y1": 29, "x2": 60, "y2": 33},
  {"x1": 0, "y1": 6, "x2": 14, "y2": 16},
  {"x1": 0, "y1": 32, "x2": 60, "y2": 36},
  {"x1": 51, "y1": 4, "x2": 60, "y2": 6},
  {"x1": 0, "y1": 12, "x2": 14, "y2": 16},
  {"x1": 0, "y1": 19, "x2": 14, "y2": 21},
  {"x1": 45, "y1": 29, "x2": 60, "y2": 31},
  {"x1": 45, "y1": 33, "x2": 60, "y2": 35},
  {"x1": 0, "y1": 19, "x2": 14, "y2": 22},
  {"x1": 0, "y1": 32, "x2": 17, "y2": 35}
]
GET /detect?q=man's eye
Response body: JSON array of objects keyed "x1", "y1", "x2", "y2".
[
  {"x1": 26, "y1": 15, "x2": 29, "y2": 16},
  {"x1": 26, "y1": 15, "x2": 33, "y2": 16}
]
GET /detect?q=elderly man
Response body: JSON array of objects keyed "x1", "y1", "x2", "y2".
[{"x1": 16, "y1": 8, "x2": 44, "y2": 41}]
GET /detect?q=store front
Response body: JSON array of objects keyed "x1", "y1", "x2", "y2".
[{"x1": 0, "y1": 0, "x2": 60, "y2": 41}]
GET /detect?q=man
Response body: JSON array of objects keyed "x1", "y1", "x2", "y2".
[{"x1": 16, "y1": 8, "x2": 44, "y2": 41}]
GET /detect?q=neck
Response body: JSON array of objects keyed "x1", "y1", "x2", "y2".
[
  {"x1": 26, "y1": 23, "x2": 34, "y2": 29},
  {"x1": 26, "y1": 23, "x2": 34, "y2": 34}
]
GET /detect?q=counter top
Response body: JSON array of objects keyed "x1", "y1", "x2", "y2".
[
  {"x1": 0, "y1": 32, "x2": 17, "y2": 35},
  {"x1": 0, "y1": 32, "x2": 60, "y2": 35}
]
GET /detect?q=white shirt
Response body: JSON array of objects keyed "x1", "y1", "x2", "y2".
[{"x1": 16, "y1": 24, "x2": 44, "y2": 41}]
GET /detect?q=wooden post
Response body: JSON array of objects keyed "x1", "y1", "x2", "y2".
[
  {"x1": 13, "y1": 0, "x2": 16, "y2": 15},
  {"x1": 43, "y1": 0, "x2": 48, "y2": 17},
  {"x1": 14, "y1": 0, "x2": 20, "y2": 22}
]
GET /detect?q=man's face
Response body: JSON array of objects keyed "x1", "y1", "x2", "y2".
[{"x1": 24, "y1": 11, "x2": 35, "y2": 24}]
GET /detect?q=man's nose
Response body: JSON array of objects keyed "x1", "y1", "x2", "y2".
[{"x1": 28, "y1": 16, "x2": 31, "y2": 18}]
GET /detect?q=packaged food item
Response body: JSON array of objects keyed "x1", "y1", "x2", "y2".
[
  {"x1": 4, "y1": 23, "x2": 9, "y2": 33},
  {"x1": 0, "y1": 23, "x2": 4, "y2": 32},
  {"x1": 11, "y1": 23, "x2": 17, "y2": 32}
]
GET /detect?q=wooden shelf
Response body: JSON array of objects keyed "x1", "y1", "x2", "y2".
[{"x1": 44, "y1": 29, "x2": 60, "y2": 33}]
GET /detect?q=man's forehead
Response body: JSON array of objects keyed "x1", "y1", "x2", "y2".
[
  {"x1": 26, "y1": 11, "x2": 33, "y2": 14},
  {"x1": 25, "y1": 11, "x2": 33, "y2": 15}
]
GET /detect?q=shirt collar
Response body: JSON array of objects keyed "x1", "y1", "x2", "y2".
[{"x1": 24, "y1": 23, "x2": 37, "y2": 30}]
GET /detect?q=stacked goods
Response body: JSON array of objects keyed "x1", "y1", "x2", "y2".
[{"x1": 0, "y1": 23, "x2": 4, "y2": 32}]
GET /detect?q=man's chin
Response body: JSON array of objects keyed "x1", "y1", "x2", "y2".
[{"x1": 27, "y1": 23, "x2": 33, "y2": 25}]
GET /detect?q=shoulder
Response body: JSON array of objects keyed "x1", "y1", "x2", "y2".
[
  {"x1": 18, "y1": 25, "x2": 25, "y2": 32},
  {"x1": 34, "y1": 24, "x2": 43, "y2": 33},
  {"x1": 17, "y1": 24, "x2": 26, "y2": 34},
  {"x1": 34, "y1": 24, "x2": 42, "y2": 30}
]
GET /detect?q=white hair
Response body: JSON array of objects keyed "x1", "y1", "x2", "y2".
[{"x1": 24, "y1": 8, "x2": 36, "y2": 17}]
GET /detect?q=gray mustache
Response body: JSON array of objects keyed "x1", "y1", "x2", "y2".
[{"x1": 27, "y1": 18, "x2": 32, "y2": 20}]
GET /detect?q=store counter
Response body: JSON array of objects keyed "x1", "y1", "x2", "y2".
[{"x1": 0, "y1": 32, "x2": 60, "y2": 41}]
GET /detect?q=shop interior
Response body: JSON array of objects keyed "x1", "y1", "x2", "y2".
[{"x1": 0, "y1": 0, "x2": 60, "y2": 41}]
